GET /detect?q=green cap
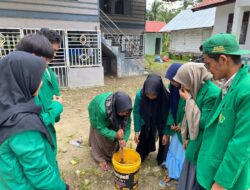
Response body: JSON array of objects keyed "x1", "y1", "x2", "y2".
[{"x1": 202, "y1": 33, "x2": 250, "y2": 55}]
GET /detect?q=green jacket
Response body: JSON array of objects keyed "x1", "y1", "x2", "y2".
[
  {"x1": 185, "y1": 80, "x2": 220, "y2": 164},
  {"x1": 133, "y1": 89, "x2": 169, "y2": 133},
  {"x1": 88, "y1": 92, "x2": 131, "y2": 141},
  {"x1": 0, "y1": 131, "x2": 66, "y2": 190},
  {"x1": 164, "y1": 97, "x2": 186, "y2": 143},
  {"x1": 35, "y1": 67, "x2": 63, "y2": 156},
  {"x1": 197, "y1": 65, "x2": 250, "y2": 190}
]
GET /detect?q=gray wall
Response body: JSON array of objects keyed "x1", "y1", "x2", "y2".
[
  {"x1": 117, "y1": 58, "x2": 144, "y2": 77},
  {"x1": 104, "y1": 0, "x2": 146, "y2": 33},
  {"x1": 0, "y1": 0, "x2": 99, "y2": 30},
  {"x1": 68, "y1": 67, "x2": 104, "y2": 88}
]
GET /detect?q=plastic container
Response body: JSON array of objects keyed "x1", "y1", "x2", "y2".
[{"x1": 112, "y1": 148, "x2": 141, "y2": 190}]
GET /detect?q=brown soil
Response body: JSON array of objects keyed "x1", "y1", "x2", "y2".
[{"x1": 56, "y1": 75, "x2": 177, "y2": 190}]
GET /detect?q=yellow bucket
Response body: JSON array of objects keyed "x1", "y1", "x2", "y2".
[{"x1": 112, "y1": 148, "x2": 141, "y2": 190}]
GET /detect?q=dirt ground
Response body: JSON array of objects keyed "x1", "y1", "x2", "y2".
[{"x1": 56, "y1": 74, "x2": 177, "y2": 190}]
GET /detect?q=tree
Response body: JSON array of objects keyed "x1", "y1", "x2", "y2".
[
  {"x1": 182, "y1": 0, "x2": 203, "y2": 9},
  {"x1": 146, "y1": 0, "x2": 180, "y2": 22},
  {"x1": 150, "y1": 0, "x2": 163, "y2": 20}
]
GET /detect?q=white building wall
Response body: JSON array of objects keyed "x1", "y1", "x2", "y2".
[
  {"x1": 242, "y1": 11, "x2": 250, "y2": 51},
  {"x1": 239, "y1": 5, "x2": 250, "y2": 50},
  {"x1": 212, "y1": 2, "x2": 250, "y2": 54},
  {"x1": 239, "y1": 0, "x2": 250, "y2": 7},
  {"x1": 212, "y1": 3, "x2": 235, "y2": 35},
  {"x1": 169, "y1": 28, "x2": 212, "y2": 54},
  {"x1": 145, "y1": 33, "x2": 163, "y2": 55}
]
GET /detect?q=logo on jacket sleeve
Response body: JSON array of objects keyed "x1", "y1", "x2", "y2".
[{"x1": 219, "y1": 113, "x2": 225, "y2": 123}]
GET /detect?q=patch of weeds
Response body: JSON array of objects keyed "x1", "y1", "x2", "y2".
[
  {"x1": 80, "y1": 179, "x2": 91, "y2": 190},
  {"x1": 82, "y1": 139, "x2": 89, "y2": 147},
  {"x1": 67, "y1": 133, "x2": 76, "y2": 138}
]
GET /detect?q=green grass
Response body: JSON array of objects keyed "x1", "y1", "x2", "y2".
[{"x1": 145, "y1": 54, "x2": 185, "y2": 75}]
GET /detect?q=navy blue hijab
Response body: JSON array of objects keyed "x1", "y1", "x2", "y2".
[
  {"x1": 0, "y1": 51, "x2": 53, "y2": 145},
  {"x1": 165, "y1": 63, "x2": 182, "y2": 123}
]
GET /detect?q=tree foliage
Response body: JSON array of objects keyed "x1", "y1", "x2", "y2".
[{"x1": 146, "y1": 0, "x2": 203, "y2": 22}]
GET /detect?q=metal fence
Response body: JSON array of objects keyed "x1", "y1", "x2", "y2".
[
  {"x1": 0, "y1": 29, "x2": 20, "y2": 58},
  {"x1": 67, "y1": 31, "x2": 102, "y2": 67},
  {"x1": 0, "y1": 28, "x2": 102, "y2": 87},
  {"x1": 104, "y1": 34, "x2": 144, "y2": 58}
]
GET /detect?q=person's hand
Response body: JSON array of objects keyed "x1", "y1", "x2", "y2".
[
  {"x1": 211, "y1": 182, "x2": 225, "y2": 190},
  {"x1": 171, "y1": 125, "x2": 181, "y2": 133},
  {"x1": 162, "y1": 135, "x2": 169, "y2": 145},
  {"x1": 119, "y1": 139, "x2": 126, "y2": 148},
  {"x1": 170, "y1": 125, "x2": 176, "y2": 130},
  {"x1": 115, "y1": 129, "x2": 124, "y2": 140},
  {"x1": 179, "y1": 87, "x2": 191, "y2": 100},
  {"x1": 53, "y1": 95, "x2": 63, "y2": 105},
  {"x1": 175, "y1": 124, "x2": 181, "y2": 133},
  {"x1": 183, "y1": 140, "x2": 188, "y2": 150},
  {"x1": 134, "y1": 132, "x2": 140, "y2": 144}
]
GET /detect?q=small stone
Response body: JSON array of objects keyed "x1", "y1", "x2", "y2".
[
  {"x1": 80, "y1": 170, "x2": 86, "y2": 176},
  {"x1": 70, "y1": 159, "x2": 78, "y2": 165},
  {"x1": 75, "y1": 170, "x2": 81, "y2": 177},
  {"x1": 84, "y1": 179, "x2": 90, "y2": 185},
  {"x1": 62, "y1": 149, "x2": 67, "y2": 153},
  {"x1": 152, "y1": 166, "x2": 160, "y2": 173}
]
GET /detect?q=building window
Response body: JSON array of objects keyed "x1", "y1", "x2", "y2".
[
  {"x1": 103, "y1": 0, "x2": 111, "y2": 14},
  {"x1": 226, "y1": 13, "x2": 234, "y2": 33},
  {"x1": 239, "y1": 11, "x2": 249, "y2": 44},
  {"x1": 115, "y1": 0, "x2": 124, "y2": 14},
  {"x1": 100, "y1": 0, "x2": 131, "y2": 15}
]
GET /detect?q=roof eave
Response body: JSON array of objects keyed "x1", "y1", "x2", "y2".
[
  {"x1": 192, "y1": 0, "x2": 235, "y2": 11},
  {"x1": 161, "y1": 26, "x2": 213, "y2": 32}
]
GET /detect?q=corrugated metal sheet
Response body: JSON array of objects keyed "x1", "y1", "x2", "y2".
[
  {"x1": 145, "y1": 21, "x2": 166, "y2": 32},
  {"x1": 160, "y1": 7, "x2": 216, "y2": 32}
]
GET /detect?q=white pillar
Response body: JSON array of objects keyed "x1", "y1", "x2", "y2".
[{"x1": 231, "y1": 0, "x2": 244, "y2": 40}]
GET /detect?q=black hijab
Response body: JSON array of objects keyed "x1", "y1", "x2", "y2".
[
  {"x1": 110, "y1": 91, "x2": 132, "y2": 131},
  {"x1": 140, "y1": 74, "x2": 170, "y2": 133},
  {"x1": 0, "y1": 51, "x2": 53, "y2": 146}
]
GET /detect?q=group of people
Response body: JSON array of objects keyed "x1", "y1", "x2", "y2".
[
  {"x1": 88, "y1": 33, "x2": 250, "y2": 190},
  {"x1": 0, "y1": 29, "x2": 69, "y2": 189},
  {"x1": 0, "y1": 29, "x2": 249, "y2": 190}
]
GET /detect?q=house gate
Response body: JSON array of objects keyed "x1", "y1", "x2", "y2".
[{"x1": 0, "y1": 28, "x2": 102, "y2": 88}]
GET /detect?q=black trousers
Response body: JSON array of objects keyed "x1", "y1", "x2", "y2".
[
  {"x1": 193, "y1": 181, "x2": 206, "y2": 190},
  {"x1": 136, "y1": 125, "x2": 169, "y2": 165}
]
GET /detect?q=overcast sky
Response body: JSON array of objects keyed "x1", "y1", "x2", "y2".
[{"x1": 146, "y1": 0, "x2": 183, "y2": 10}]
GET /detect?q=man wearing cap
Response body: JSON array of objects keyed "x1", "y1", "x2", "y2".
[{"x1": 196, "y1": 33, "x2": 250, "y2": 190}]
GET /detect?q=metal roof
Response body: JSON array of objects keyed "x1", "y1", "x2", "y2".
[
  {"x1": 160, "y1": 7, "x2": 216, "y2": 32},
  {"x1": 145, "y1": 21, "x2": 166, "y2": 32},
  {"x1": 193, "y1": 0, "x2": 235, "y2": 11}
]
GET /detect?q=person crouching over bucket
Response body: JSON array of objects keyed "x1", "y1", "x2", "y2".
[{"x1": 88, "y1": 91, "x2": 132, "y2": 171}]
